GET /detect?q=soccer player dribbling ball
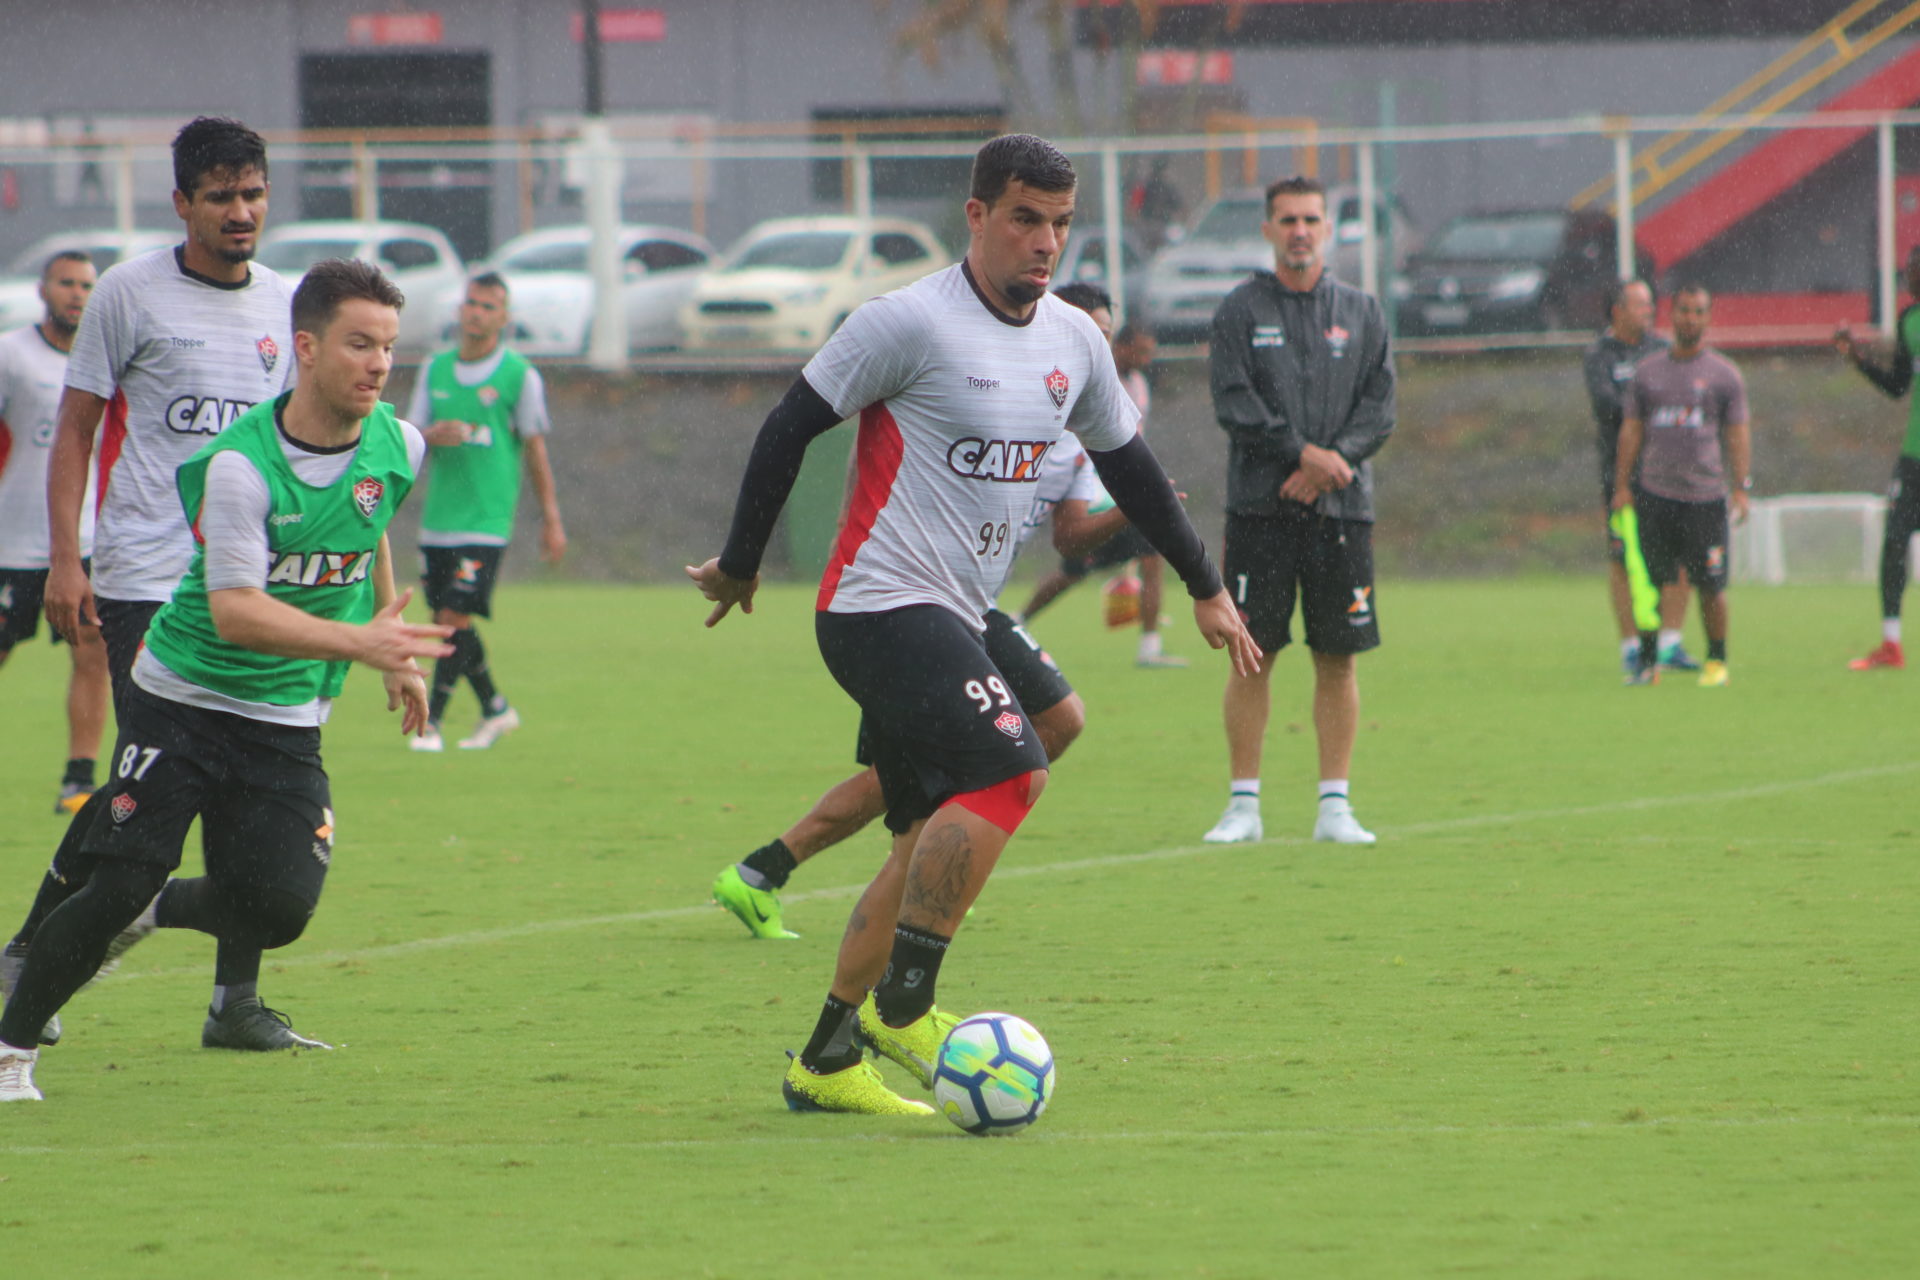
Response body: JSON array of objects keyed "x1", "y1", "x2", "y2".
[
  {"x1": 0, "y1": 260, "x2": 451, "y2": 1104},
  {"x1": 689, "y1": 134, "x2": 1258, "y2": 1116}
]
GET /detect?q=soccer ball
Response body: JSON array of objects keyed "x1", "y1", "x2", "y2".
[{"x1": 932, "y1": 1012, "x2": 1055, "y2": 1135}]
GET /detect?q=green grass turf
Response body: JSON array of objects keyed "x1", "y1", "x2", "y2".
[{"x1": 0, "y1": 578, "x2": 1914, "y2": 1278}]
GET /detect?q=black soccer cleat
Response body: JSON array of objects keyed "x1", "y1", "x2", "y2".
[{"x1": 201, "y1": 998, "x2": 332, "y2": 1051}]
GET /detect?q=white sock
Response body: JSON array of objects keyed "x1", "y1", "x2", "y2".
[
  {"x1": 1658, "y1": 628, "x2": 1683, "y2": 651},
  {"x1": 1318, "y1": 781, "x2": 1350, "y2": 809},
  {"x1": 1137, "y1": 631, "x2": 1162, "y2": 661},
  {"x1": 1884, "y1": 618, "x2": 1902, "y2": 644},
  {"x1": 1229, "y1": 779, "x2": 1261, "y2": 804}
]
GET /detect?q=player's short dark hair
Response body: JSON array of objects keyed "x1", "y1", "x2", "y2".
[
  {"x1": 1603, "y1": 277, "x2": 1655, "y2": 316},
  {"x1": 1264, "y1": 174, "x2": 1326, "y2": 215},
  {"x1": 1051, "y1": 281, "x2": 1112, "y2": 315},
  {"x1": 1673, "y1": 281, "x2": 1712, "y2": 306},
  {"x1": 41, "y1": 250, "x2": 93, "y2": 279},
  {"x1": 467, "y1": 270, "x2": 510, "y2": 300},
  {"x1": 1115, "y1": 320, "x2": 1153, "y2": 346},
  {"x1": 971, "y1": 134, "x2": 1077, "y2": 208},
  {"x1": 291, "y1": 259, "x2": 405, "y2": 337},
  {"x1": 173, "y1": 116, "x2": 269, "y2": 198}
]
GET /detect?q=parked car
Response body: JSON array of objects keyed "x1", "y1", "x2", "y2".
[
  {"x1": 1053, "y1": 230, "x2": 1151, "y2": 317},
  {"x1": 257, "y1": 220, "x2": 465, "y2": 351},
  {"x1": 442, "y1": 224, "x2": 715, "y2": 356},
  {"x1": 1394, "y1": 207, "x2": 1653, "y2": 337},
  {"x1": 0, "y1": 228, "x2": 175, "y2": 331},
  {"x1": 1142, "y1": 186, "x2": 1417, "y2": 341},
  {"x1": 679, "y1": 216, "x2": 950, "y2": 354}
]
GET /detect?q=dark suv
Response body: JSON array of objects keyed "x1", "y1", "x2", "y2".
[{"x1": 1395, "y1": 208, "x2": 1653, "y2": 336}]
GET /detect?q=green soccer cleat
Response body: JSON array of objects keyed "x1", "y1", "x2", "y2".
[
  {"x1": 856, "y1": 993, "x2": 960, "y2": 1090},
  {"x1": 711, "y1": 865, "x2": 798, "y2": 940},
  {"x1": 781, "y1": 1052, "x2": 934, "y2": 1116}
]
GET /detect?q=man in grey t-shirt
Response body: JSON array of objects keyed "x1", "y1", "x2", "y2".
[{"x1": 1611, "y1": 284, "x2": 1751, "y2": 687}]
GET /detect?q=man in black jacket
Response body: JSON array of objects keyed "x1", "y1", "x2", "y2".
[{"x1": 1203, "y1": 175, "x2": 1395, "y2": 846}]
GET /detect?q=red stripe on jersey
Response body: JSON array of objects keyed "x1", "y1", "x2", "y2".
[
  {"x1": 816, "y1": 402, "x2": 904, "y2": 611},
  {"x1": 95, "y1": 388, "x2": 128, "y2": 511},
  {"x1": 0, "y1": 418, "x2": 12, "y2": 479}
]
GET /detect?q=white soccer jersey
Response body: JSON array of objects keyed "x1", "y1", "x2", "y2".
[
  {"x1": 805, "y1": 263, "x2": 1138, "y2": 626},
  {"x1": 0, "y1": 325, "x2": 94, "y2": 567},
  {"x1": 63, "y1": 247, "x2": 294, "y2": 602},
  {"x1": 990, "y1": 430, "x2": 1100, "y2": 598}
]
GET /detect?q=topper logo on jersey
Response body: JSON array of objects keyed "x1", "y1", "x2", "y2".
[
  {"x1": 265, "y1": 550, "x2": 373, "y2": 588},
  {"x1": 1044, "y1": 366, "x2": 1070, "y2": 408},
  {"x1": 164, "y1": 396, "x2": 253, "y2": 436},
  {"x1": 946, "y1": 438, "x2": 1052, "y2": 483},
  {"x1": 352, "y1": 476, "x2": 385, "y2": 518}
]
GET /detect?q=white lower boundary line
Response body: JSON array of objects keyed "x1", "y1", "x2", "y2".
[{"x1": 103, "y1": 758, "x2": 1920, "y2": 983}]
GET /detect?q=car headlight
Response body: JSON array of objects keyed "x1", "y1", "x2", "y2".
[
  {"x1": 784, "y1": 285, "x2": 828, "y2": 306},
  {"x1": 1389, "y1": 277, "x2": 1413, "y2": 301},
  {"x1": 1486, "y1": 268, "x2": 1545, "y2": 301}
]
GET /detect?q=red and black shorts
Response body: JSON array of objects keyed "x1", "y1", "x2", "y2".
[
  {"x1": 1223, "y1": 509, "x2": 1381, "y2": 656},
  {"x1": 81, "y1": 685, "x2": 334, "y2": 910},
  {"x1": 821, "y1": 605, "x2": 1050, "y2": 835},
  {"x1": 422, "y1": 545, "x2": 505, "y2": 618}
]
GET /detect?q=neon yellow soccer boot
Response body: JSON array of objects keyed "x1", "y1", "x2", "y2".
[
  {"x1": 856, "y1": 992, "x2": 960, "y2": 1090},
  {"x1": 781, "y1": 1052, "x2": 935, "y2": 1116}
]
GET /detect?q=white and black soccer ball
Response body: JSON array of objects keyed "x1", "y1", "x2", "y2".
[{"x1": 932, "y1": 1011, "x2": 1055, "y2": 1135}]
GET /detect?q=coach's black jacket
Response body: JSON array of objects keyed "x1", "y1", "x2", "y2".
[{"x1": 1209, "y1": 270, "x2": 1395, "y2": 522}]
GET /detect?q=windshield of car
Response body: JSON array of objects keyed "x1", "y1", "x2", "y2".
[
  {"x1": 726, "y1": 232, "x2": 851, "y2": 272},
  {"x1": 1187, "y1": 199, "x2": 1267, "y2": 245},
  {"x1": 1427, "y1": 214, "x2": 1566, "y2": 261},
  {"x1": 498, "y1": 242, "x2": 589, "y2": 272},
  {"x1": 256, "y1": 240, "x2": 363, "y2": 273}
]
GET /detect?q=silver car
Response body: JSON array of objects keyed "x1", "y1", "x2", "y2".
[
  {"x1": 257, "y1": 220, "x2": 467, "y2": 353},
  {"x1": 0, "y1": 229, "x2": 176, "y2": 332}
]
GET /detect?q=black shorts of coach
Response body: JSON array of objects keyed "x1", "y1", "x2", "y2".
[
  {"x1": 79, "y1": 685, "x2": 333, "y2": 910},
  {"x1": 820, "y1": 605, "x2": 1051, "y2": 836},
  {"x1": 422, "y1": 545, "x2": 505, "y2": 618},
  {"x1": 1633, "y1": 489, "x2": 1730, "y2": 593},
  {"x1": 1223, "y1": 508, "x2": 1381, "y2": 657},
  {"x1": 0, "y1": 563, "x2": 87, "y2": 655}
]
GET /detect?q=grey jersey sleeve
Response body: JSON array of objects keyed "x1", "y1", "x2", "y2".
[{"x1": 199, "y1": 451, "x2": 275, "y2": 592}]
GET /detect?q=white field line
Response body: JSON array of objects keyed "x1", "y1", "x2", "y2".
[
  {"x1": 103, "y1": 758, "x2": 1920, "y2": 983},
  {"x1": 5, "y1": 1111, "x2": 1916, "y2": 1158}
]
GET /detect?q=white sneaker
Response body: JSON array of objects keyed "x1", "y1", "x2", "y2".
[
  {"x1": 0, "y1": 1044, "x2": 42, "y2": 1102},
  {"x1": 1313, "y1": 803, "x2": 1377, "y2": 844},
  {"x1": 457, "y1": 706, "x2": 521, "y2": 750},
  {"x1": 409, "y1": 725, "x2": 445, "y2": 753},
  {"x1": 1202, "y1": 798, "x2": 1264, "y2": 843}
]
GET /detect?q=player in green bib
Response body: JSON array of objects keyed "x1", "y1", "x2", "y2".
[
  {"x1": 406, "y1": 271, "x2": 566, "y2": 753},
  {"x1": 1835, "y1": 245, "x2": 1920, "y2": 671},
  {"x1": 0, "y1": 261, "x2": 453, "y2": 1103}
]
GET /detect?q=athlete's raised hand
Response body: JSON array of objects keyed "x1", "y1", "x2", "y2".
[
  {"x1": 383, "y1": 662, "x2": 432, "y2": 735},
  {"x1": 686, "y1": 557, "x2": 758, "y2": 627},
  {"x1": 358, "y1": 588, "x2": 455, "y2": 672},
  {"x1": 1193, "y1": 589, "x2": 1262, "y2": 678}
]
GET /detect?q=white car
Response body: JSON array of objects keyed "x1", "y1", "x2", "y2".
[
  {"x1": 256, "y1": 220, "x2": 466, "y2": 352},
  {"x1": 448, "y1": 225, "x2": 717, "y2": 356},
  {"x1": 0, "y1": 228, "x2": 176, "y2": 332},
  {"x1": 679, "y1": 217, "x2": 951, "y2": 354}
]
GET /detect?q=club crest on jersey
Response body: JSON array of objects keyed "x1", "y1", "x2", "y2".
[
  {"x1": 1326, "y1": 325, "x2": 1350, "y2": 359},
  {"x1": 993, "y1": 711, "x2": 1024, "y2": 739},
  {"x1": 266, "y1": 550, "x2": 373, "y2": 588},
  {"x1": 477, "y1": 385, "x2": 500, "y2": 407},
  {"x1": 256, "y1": 335, "x2": 279, "y2": 375},
  {"x1": 1044, "y1": 366, "x2": 1070, "y2": 409},
  {"x1": 352, "y1": 476, "x2": 385, "y2": 518},
  {"x1": 946, "y1": 437, "x2": 1052, "y2": 483},
  {"x1": 110, "y1": 793, "x2": 138, "y2": 824}
]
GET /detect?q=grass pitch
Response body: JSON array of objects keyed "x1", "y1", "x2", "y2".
[{"x1": 0, "y1": 578, "x2": 1914, "y2": 1278}]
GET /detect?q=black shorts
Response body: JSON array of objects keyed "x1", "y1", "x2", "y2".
[
  {"x1": 97, "y1": 595, "x2": 162, "y2": 707},
  {"x1": 1223, "y1": 510, "x2": 1380, "y2": 656},
  {"x1": 422, "y1": 545, "x2": 504, "y2": 618},
  {"x1": 80, "y1": 686, "x2": 332, "y2": 909},
  {"x1": 1886, "y1": 455, "x2": 1920, "y2": 543},
  {"x1": 820, "y1": 605, "x2": 1050, "y2": 835},
  {"x1": 0, "y1": 559, "x2": 93, "y2": 653},
  {"x1": 1062, "y1": 526, "x2": 1156, "y2": 577},
  {"x1": 1634, "y1": 490, "x2": 1730, "y2": 592}
]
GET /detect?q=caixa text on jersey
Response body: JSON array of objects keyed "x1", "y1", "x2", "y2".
[
  {"x1": 945, "y1": 437, "x2": 1052, "y2": 483},
  {"x1": 164, "y1": 395, "x2": 255, "y2": 435}
]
